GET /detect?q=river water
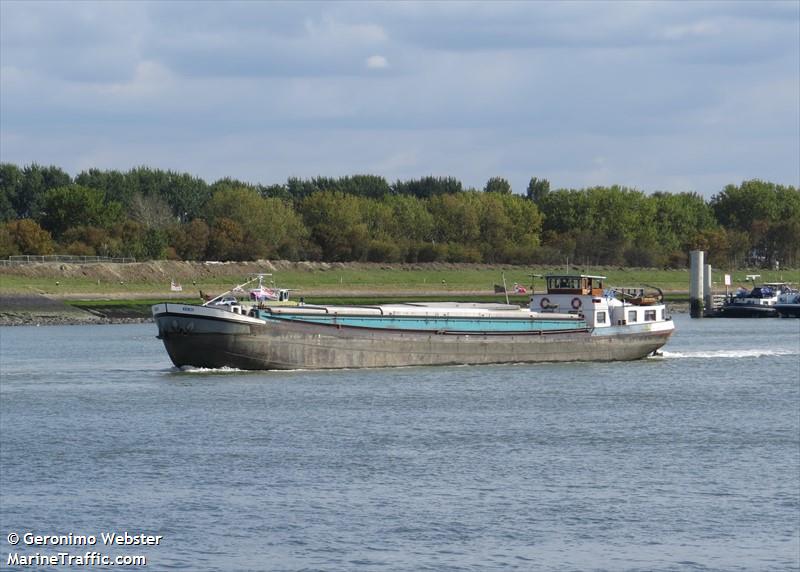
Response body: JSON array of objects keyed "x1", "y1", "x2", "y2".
[{"x1": 1, "y1": 315, "x2": 798, "y2": 571}]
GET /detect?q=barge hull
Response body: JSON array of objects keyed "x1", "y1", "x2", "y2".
[
  {"x1": 718, "y1": 306, "x2": 778, "y2": 318},
  {"x1": 156, "y1": 313, "x2": 672, "y2": 370},
  {"x1": 775, "y1": 304, "x2": 800, "y2": 318}
]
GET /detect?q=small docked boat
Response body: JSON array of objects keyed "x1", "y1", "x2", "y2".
[
  {"x1": 718, "y1": 277, "x2": 791, "y2": 318},
  {"x1": 152, "y1": 274, "x2": 674, "y2": 370},
  {"x1": 248, "y1": 274, "x2": 294, "y2": 302},
  {"x1": 775, "y1": 287, "x2": 800, "y2": 318}
]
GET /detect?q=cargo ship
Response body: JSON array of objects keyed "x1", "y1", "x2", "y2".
[{"x1": 152, "y1": 274, "x2": 674, "y2": 370}]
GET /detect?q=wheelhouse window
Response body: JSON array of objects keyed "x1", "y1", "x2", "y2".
[
  {"x1": 596, "y1": 311, "x2": 606, "y2": 324},
  {"x1": 627, "y1": 310, "x2": 637, "y2": 323},
  {"x1": 545, "y1": 275, "x2": 605, "y2": 296},
  {"x1": 548, "y1": 277, "x2": 582, "y2": 290},
  {"x1": 644, "y1": 310, "x2": 657, "y2": 321}
]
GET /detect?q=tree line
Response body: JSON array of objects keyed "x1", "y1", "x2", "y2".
[{"x1": 1, "y1": 163, "x2": 798, "y2": 268}]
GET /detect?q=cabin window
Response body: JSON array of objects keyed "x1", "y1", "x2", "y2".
[
  {"x1": 548, "y1": 277, "x2": 581, "y2": 290},
  {"x1": 627, "y1": 310, "x2": 637, "y2": 323},
  {"x1": 644, "y1": 310, "x2": 657, "y2": 321},
  {"x1": 596, "y1": 311, "x2": 606, "y2": 324}
]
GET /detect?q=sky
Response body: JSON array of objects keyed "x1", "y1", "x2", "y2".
[{"x1": 1, "y1": 0, "x2": 798, "y2": 197}]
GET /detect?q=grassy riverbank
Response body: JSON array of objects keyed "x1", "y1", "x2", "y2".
[
  {"x1": 3, "y1": 260, "x2": 797, "y2": 297},
  {"x1": 1, "y1": 261, "x2": 797, "y2": 325}
]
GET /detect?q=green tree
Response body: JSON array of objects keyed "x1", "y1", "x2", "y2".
[
  {"x1": 539, "y1": 189, "x2": 590, "y2": 235},
  {"x1": 711, "y1": 180, "x2": 800, "y2": 265},
  {"x1": 484, "y1": 177, "x2": 512, "y2": 194},
  {"x1": 427, "y1": 192, "x2": 481, "y2": 246},
  {"x1": 0, "y1": 163, "x2": 22, "y2": 221},
  {"x1": 478, "y1": 193, "x2": 514, "y2": 261},
  {"x1": 360, "y1": 198, "x2": 394, "y2": 238},
  {"x1": 14, "y1": 164, "x2": 71, "y2": 220},
  {"x1": 205, "y1": 187, "x2": 308, "y2": 260},
  {"x1": 298, "y1": 191, "x2": 369, "y2": 261},
  {"x1": 765, "y1": 216, "x2": 800, "y2": 267},
  {"x1": 392, "y1": 176, "x2": 463, "y2": 198},
  {"x1": 650, "y1": 192, "x2": 716, "y2": 265},
  {"x1": 41, "y1": 185, "x2": 122, "y2": 239},
  {"x1": 526, "y1": 177, "x2": 550, "y2": 203},
  {"x1": 114, "y1": 167, "x2": 210, "y2": 222},
  {"x1": 539, "y1": 185, "x2": 656, "y2": 265},
  {"x1": 711, "y1": 180, "x2": 783, "y2": 231},
  {"x1": 311, "y1": 175, "x2": 391, "y2": 199},
  {"x1": 486, "y1": 193, "x2": 542, "y2": 263},
  {"x1": 286, "y1": 177, "x2": 322, "y2": 202},
  {"x1": 109, "y1": 220, "x2": 147, "y2": 259},
  {"x1": 143, "y1": 228, "x2": 167, "y2": 259},
  {"x1": 261, "y1": 183, "x2": 291, "y2": 201},
  {"x1": 344, "y1": 175, "x2": 391, "y2": 198},
  {"x1": 382, "y1": 194, "x2": 435, "y2": 243},
  {"x1": 75, "y1": 168, "x2": 132, "y2": 207}
]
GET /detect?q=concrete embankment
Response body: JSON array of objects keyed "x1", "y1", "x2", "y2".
[
  {"x1": 1, "y1": 294, "x2": 99, "y2": 326},
  {"x1": 0, "y1": 294, "x2": 152, "y2": 326}
]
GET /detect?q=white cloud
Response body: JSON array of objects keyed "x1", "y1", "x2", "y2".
[
  {"x1": 365, "y1": 55, "x2": 388, "y2": 69},
  {"x1": 661, "y1": 21, "x2": 720, "y2": 40}
]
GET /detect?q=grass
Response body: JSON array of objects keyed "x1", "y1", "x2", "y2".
[{"x1": 2, "y1": 265, "x2": 798, "y2": 300}]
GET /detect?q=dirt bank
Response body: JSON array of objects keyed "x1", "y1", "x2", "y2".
[{"x1": 0, "y1": 259, "x2": 522, "y2": 283}]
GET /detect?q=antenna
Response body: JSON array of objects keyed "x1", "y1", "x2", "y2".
[{"x1": 528, "y1": 273, "x2": 543, "y2": 294}]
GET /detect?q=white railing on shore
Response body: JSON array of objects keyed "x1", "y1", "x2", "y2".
[{"x1": 0, "y1": 255, "x2": 137, "y2": 265}]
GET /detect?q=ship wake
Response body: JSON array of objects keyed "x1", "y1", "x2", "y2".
[
  {"x1": 660, "y1": 348, "x2": 798, "y2": 359},
  {"x1": 174, "y1": 365, "x2": 248, "y2": 373}
]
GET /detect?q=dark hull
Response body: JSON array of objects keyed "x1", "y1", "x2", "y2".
[
  {"x1": 155, "y1": 308, "x2": 673, "y2": 370},
  {"x1": 718, "y1": 304, "x2": 778, "y2": 318},
  {"x1": 775, "y1": 304, "x2": 800, "y2": 318}
]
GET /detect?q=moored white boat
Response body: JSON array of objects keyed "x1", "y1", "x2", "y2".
[
  {"x1": 152, "y1": 274, "x2": 674, "y2": 370},
  {"x1": 718, "y1": 278, "x2": 792, "y2": 318},
  {"x1": 775, "y1": 287, "x2": 800, "y2": 318}
]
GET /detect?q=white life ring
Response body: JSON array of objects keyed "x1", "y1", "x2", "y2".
[
  {"x1": 571, "y1": 297, "x2": 582, "y2": 310},
  {"x1": 540, "y1": 297, "x2": 551, "y2": 309}
]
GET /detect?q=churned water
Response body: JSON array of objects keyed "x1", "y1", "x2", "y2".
[{"x1": 1, "y1": 315, "x2": 798, "y2": 571}]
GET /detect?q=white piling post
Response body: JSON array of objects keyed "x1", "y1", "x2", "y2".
[{"x1": 690, "y1": 250, "x2": 704, "y2": 318}]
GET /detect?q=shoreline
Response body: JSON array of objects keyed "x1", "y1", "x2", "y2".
[{"x1": 0, "y1": 315, "x2": 153, "y2": 327}]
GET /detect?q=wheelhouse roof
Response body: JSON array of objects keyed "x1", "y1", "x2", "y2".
[{"x1": 545, "y1": 274, "x2": 607, "y2": 280}]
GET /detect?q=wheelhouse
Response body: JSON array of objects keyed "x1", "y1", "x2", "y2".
[{"x1": 545, "y1": 275, "x2": 605, "y2": 296}]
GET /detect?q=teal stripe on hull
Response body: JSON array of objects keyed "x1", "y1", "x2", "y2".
[{"x1": 257, "y1": 312, "x2": 587, "y2": 333}]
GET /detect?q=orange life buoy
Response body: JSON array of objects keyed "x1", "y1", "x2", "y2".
[{"x1": 571, "y1": 297, "x2": 582, "y2": 310}]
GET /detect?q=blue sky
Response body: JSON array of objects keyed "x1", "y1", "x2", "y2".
[{"x1": 1, "y1": 0, "x2": 798, "y2": 196}]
